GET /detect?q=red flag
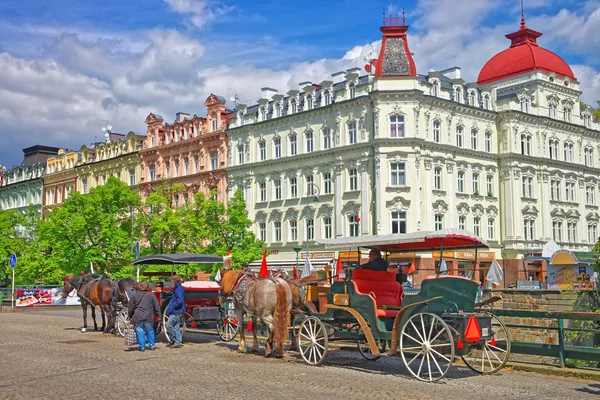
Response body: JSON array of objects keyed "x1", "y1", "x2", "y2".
[
  {"x1": 407, "y1": 258, "x2": 415, "y2": 275},
  {"x1": 334, "y1": 257, "x2": 343, "y2": 281},
  {"x1": 292, "y1": 264, "x2": 299, "y2": 279},
  {"x1": 356, "y1": 216, "x2": 361, "y2": 222},
  {"x1": 259, "y1": 249, "x2": 269, "y2": 278}
]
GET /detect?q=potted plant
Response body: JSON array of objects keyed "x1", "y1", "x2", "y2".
[{"x1": 487, "y1": 191, "x2": 493, "y2": 197}]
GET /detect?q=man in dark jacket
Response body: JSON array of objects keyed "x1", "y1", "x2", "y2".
[
  {"x1": 165, "y1": 274, "x2": 185, "y2": 348},
  {"x1": 128, "y1": 281, "x2": 160, "y2": 351},
  {"x1": 359, "y1": 249, "x2": 389, "y2": 271}
]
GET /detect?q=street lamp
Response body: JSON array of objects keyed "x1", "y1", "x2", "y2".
[
  {"x1": 304, "y1": 183, "x2": 320, "y2": 269},
  {"x1": 293, "y1": 245, "x2": 302, "y2": 273}
]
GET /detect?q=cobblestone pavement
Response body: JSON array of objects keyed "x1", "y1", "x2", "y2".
[{"x1": 1, "y1": 309, "x2": 599, "y2": 400}]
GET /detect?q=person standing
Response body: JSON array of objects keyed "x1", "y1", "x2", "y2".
[
  {"x1": 128, "y1": 281, "x2": 160, "y2": 351},
  {"x1": 166, "y1": 274, "x2": 185, "y2": 348}
]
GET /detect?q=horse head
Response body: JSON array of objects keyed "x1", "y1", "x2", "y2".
[
  {"x1": 219, "y1": 269, "x2": 243, "y2": 297},
  {"x1": 62, "y1": 275, "x2": 78, "y2": 298}
]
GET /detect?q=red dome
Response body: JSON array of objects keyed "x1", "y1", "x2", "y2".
[{"x1": 477, "y1": 24, "x2": 575, "y2": 85}]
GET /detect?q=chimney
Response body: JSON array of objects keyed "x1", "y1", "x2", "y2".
[
  {"x1": 175, "y1": 112, "x2": 190, "y2": 122},
  {"x1": 331, "y1": 71, "x2": 345, "y2": 84},
  {"x1": 441, "y1": 67, "x2": 461, "y2": 80},
  {"x1": 261, "y1": 87, "x2": 278, "y2": 100}
]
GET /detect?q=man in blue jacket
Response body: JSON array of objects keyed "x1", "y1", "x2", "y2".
[{"x1": 166, "y1": 274, "x2": 185, "y2": 348}]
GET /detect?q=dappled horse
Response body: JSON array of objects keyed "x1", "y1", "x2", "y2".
[
  {"x1": 62, "y1": 274, "x2": 118, "y2": 333},
  {"x1": 220, "y1": 269, "x2": 292, "y2": 357}
]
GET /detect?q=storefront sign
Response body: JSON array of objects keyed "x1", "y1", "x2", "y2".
[
  {"x1": 432, "y1": 251, "x2": 495, "y2": 260},
  {"x1": 516, "y1": 280, "x2": 542, "y2": 290},
  {"x1": 300, "y1": 252, "x2": 335, "y2": 260},
  {"x1": 548, "y1": 265, "x2": 596, "y2": 290},
  {"x1": 338, "y1": 251, "x2": 360, "y2": 261}
]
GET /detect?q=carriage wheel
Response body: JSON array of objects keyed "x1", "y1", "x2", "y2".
[
  {"x1": 349, "y1": 323, "x2": 385, "y2": 361},
  {"x1": 217, "y1": 317, "x2": 239, "y2": 341},
  {"x1": 298, "y1": 317, "x2": 329, "y2": 366},
  {"x1": 461, "y1": 313, "x2": 511, "y2": 374},
  {"x1": 116, "y1": 308, "x2": 129, "y2": 338},
  {"x1": 399, "y1": 312, "x2": 455, "y2": 382},
  {"x1": 162, "y1": 310, "x2": 189, "y2": 343}
]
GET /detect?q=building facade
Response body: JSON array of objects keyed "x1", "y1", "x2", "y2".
[
  {"x1": 227, "y1": 16, "x2": 600, "y2": 284},
  {"x1": 43, "y1": 148, "x2": 80, "y2": 213},
  {"x1": 140, "y1": 94, "x2": 232, "y2": 204}
]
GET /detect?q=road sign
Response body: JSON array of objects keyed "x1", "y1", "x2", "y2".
[
  {"x1": 9, "y1": 254, "x2": 17, "y2": 269},
  {"x1": 135, "y1": 241, "x2": 140, "y2": 259}
]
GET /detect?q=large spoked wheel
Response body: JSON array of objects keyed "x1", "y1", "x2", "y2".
[
  {"x1": 162, "y1": 310, "x2": 189, "y2": 343},
  {"x1": 462, "y1": 313, "x2": 511, "y2": 374},
  {"x1": 350, "y1": 323, "x2": 385, "y2": 361},
  {"x1": 298, "y1": 316, "x2": 329, "y2": 366},
  {"x1": 116, "y1": 308, "x2": 129, "y2": 337},
  {"x1": 399, "y1": 312, "x2": 455, "y2": 382},
  {"x1": 217, "y1": 316, "x2": 239, "y2": 341}
]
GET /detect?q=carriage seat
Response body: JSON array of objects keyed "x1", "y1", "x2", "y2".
[{"x1": 352, "y1": 269, "x2": 403, "y2": 318}]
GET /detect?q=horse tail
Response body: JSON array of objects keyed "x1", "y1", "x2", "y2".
[{"x1": 273, "y1": 281, "x2": 291, "y2": 352}]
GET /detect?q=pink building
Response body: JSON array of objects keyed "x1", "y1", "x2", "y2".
[{"x1": 140, "y1": 94, "x2": 232, "y2": 204}]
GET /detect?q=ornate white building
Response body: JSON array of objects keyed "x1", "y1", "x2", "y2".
[{"x1": 226, "y1": 15, "x2": 600, "y2": 282}]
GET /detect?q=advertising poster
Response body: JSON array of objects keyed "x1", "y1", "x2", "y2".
[
  {"x1": 547, "y1": 265, "x2": 596, "y2": 290},
  {"x1": 15, "y1": 288, "x2": 80, "y2": 307}
]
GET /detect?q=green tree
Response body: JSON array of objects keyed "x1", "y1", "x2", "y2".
[
  {"x1": 0, "y1": 208, "x2": 23, "y2": 284},
  {"x1": 38, "y1": 177, "x2": 140, "y2": 276}
]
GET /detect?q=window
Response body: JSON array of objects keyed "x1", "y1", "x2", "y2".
[
  {"x1": 271, "y1": 221, "x2": 281, "y2": 242},
  {"x1": 276, "y1": 104, "x2": 282, "y2": 118},
  {"x1": 239, "y1": 113, "x2": 244, "y2": 125},
  {"x1": 432, "y1": 120, "x2": 441, "y2": 143},
  {"x1": 323, "y1": 128, "x2": 331, "y2": 150},
  {"x1": 472, "y1": 173, "x2": 480, "y2": 195},
  {"x1": 259, "y1": 141, "x2": 266, "y2": 161},
  {"x1": 306, "y1": 218, "x2": 314, "y2": 240},
  {"x1": 434, "y1": 215, "x2": 443, "y2": 231},
  {"x1": 567, "y1": 222, "x2": 577, "y2": 242},
  {"x1": 323, "y1": 172, "x2": 332, "y2": 194},
  {"x1": 473, "y1": 217, "x2": 481, "y2": 237},
  {"x1": 585, "y1": 147, "x2": 594, "y2": 167},
  {"x1": 488, "y1": 219, "x2": 495, "y2": 240},
  {"x1": 566, "y1": 182, "x2": 575, "y2": 202},
  {"x1": 349, "y1": 168, "x2": 358, "y2": 191},
  {"x1": 349, "y1": 83, "x2": 356, "y2": 99},
  {"x1": 520, "y1": 97, "x2": 530, "y2": 113},
  {"x1": 306, "y1": 175, "x2": 314, "y2": 195},
  {"x1": 194, "y1": 155, "x2": 199, "y2": 172},
  {"x1": 586, "y1": 186, "x2": 596, "y2": 205},
  {"x1": 471, "y1": 129, "x2": 478, "y2": 150},
  {"x1": 348, "y1": 122, "x2": 357, "y2": 144},
  {"x1": 323, "y1": 217, "x2": 332, "y2": 239},
  {"x1": 521, "y1": 134, "x2": 532, "y2": 155},
  {"x1": 391, "y1": 211, "x2": 407, "y2": 234},
  {"x1": 165, "y1": 163, "x2": 171, "y2": 178},
  {"x1": 348, "y1": 215, "x2": 359, "y2": 237},
  {"x1": 174, "y1": 195, "x2": 179, "y2": 208},
  {"x1": 468, "y1": 91, "x2": 476, "y2": 106},
  {"x1": 553, "y1": 221, "x2": 563, "y2": 242},
  {"x1": 487, "y1": 175, "x2": 493, "y2": 196},
  {"x1": 307, "y1": 96, "x2": 313, "y2": 110},
  {"x1": 550, "y1": 179, "x2": 561, "y2": 201},
  {"x1": 524, "y1": 220, "x2": 535, "y2": 240},
  {"x1": 259, "y1": 182, "x2": 266, "y2": 202},
  {"x1": 151, "y1": 136, "x2": 156, "y2": 147},
  {"x1": 290, "y1": 177, "x2": 297, "y2": 198},
  {"x1": 306, "y1": 131, "x2": 314, "y2": 153},
  {"x1": 431, "y1": 81, "x2": 439, "y2": 97},
  {"x1": 290, "y1": 220, "x2": 298, "y2": 241},
  {"x1": 82, "y1": 178, "x2": 88, "y2": 194},
  {"x1": 584, "y1": 113, "x2": 592, "y2": 128},
  {"x1": 290, "y1": 135, "x2": 297, "y2": 156},
  {"x1": 457, "y1": 171, "x2": 465, "y2": 193},
  {"x1": 184, "y1": 159, "x2": 189, "y2": 175},
  {"x1": 455, "y1": 87, "x2": 463, "y2": 103},
  {"x1": 485, "y1": 132, "x2": 492, "y2": 153},
  {"x1": 291, "y1": 99, "x2": 297, "y2": 114},
  {"x1": 389, "y1": 115, "x2": 405, "y2": 138},
  {"x1": 260, "y1": 107, "x2": 266, "y2": 121},
  {"x1": 237, "y1": 145, "x2": 245, "y2": 165},
  {"x1": 458, "y1": 216, "x2": 466, "y2": 230},
  {"x1": 456, "y1": 126, "x2": 463, "y2": 147},
  {"x1": 129, "y1": 169, "x2": 135, "y2": 186},
  {"x1": 522, "y1": 176, "x2": 534, "y2": 198},
  {"x1": 434, "y1": 167, "x2": 442, "y2": 190},
  {"x1": 211, "y1": 152, "x2": 218, "y2": 170},
  {"x1": 184, "y1": 127, "x2": 189, "y2": 140},
  {"x1": 173, "y1": 161, "x2": 179, "y2": 177},
  {"x1": 549, "y1": 103, "x2": 557, "y2": 118},
  {"x1": 564, "y1": 106, "x2": 572, "y2": 123},
  {"x1": 212, "y1": 119, "x2": 217, "y2": 132},
  {"x1": 390, "y1": 163, "x2": 406, "y2": 186},
  {"x1": 588, "y1": 224, "x2": 597, "y2": 245},
  {"x1": 483, "y1": 95, "x2": 490, "y2": 110},
  {"x1": 324, "y1": 90, "x2": 331, "y2": 106},
  {"x1": 549, "y1": 139, "x2": 559, "y2": 160},
  {"x1": 564, "y1": 142, "x2": 574, "y2": 162},
  {"x1": 149, "y1": 165, "x2": 156, "y2": 181},
  {"x1": 274, "y1": 137, "x2": 281, "y2": 158},
  {"x1": 273, "y1": 179, "x2": 281, "y2": 200},
  {"x1": 259, "y1": 222, "x2": 266, "y2": 242}
]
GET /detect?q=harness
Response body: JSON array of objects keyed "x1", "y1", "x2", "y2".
[{"x1": 231, "y1": 271, "x2": 284, "y2": 318}]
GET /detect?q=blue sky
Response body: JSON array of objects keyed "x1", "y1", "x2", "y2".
[{"x1": 0, "y1": 0, "x2": 599, "y2": 168}]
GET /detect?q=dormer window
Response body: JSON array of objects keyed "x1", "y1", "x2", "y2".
[
  {"x1": 260, "y1": 107, "x2": 266, "y2": 121},
  {"x1": 291, "y1": 99, "x2": 297, "y2": 114},
  {"x1": 238, "y1": 112, "x2": 244, "y2": 126},
  {"x1": 583, "y1": 113, "x2": 592, "y2": 128},
  {"x1": 563, "y1": 105, "x2": 572, "y2": 123},
  {"x1": 307, "y1": 96, "x2": 313, "y2": 110},
  {"x1": 324, "y1": 90, "x2": 331, "y2": 105},
  {"x1": 468, "y1": 91, "x2": 476, "y2": 106},
  {"x1": 482, "y1": 94, "x2": 490, "y2": 110},
  {"x1": 430, "y1": 80, "x2": 439, "y2": 97},
  {"x1": 349, "y1": 83, "x2": 356, "y2": 99},
  {"x1": 212, "y1": 118, "x2": 217, "y2": 132},
  {"x1": 454, "y1": 87, "x2": 463, "y2": 104},
  {"x1": 520, "y1": 97, "x2": 530, "y2": 113},
  {"x1": 276, "y1": 104, "x2": 282, "y2": 118}
]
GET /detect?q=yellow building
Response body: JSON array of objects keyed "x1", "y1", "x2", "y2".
[{"x1": 43, "y1": 148, "x2": 79, "y2": 213}]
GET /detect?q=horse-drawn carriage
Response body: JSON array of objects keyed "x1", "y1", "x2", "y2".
[
  {"x1": 116, "y1": 253, "x2": 238, "y2": 342},
  {"x1": 289, "y1": 228, "x2": 510, "y2": 381}
]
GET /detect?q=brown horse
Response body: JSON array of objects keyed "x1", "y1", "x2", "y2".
[
  {"x1": 220, "y1": 269, "x2": 292, "y2": 357},
  {"x1": 62, "y1": 274, "x2": 118, "y2": 333}
]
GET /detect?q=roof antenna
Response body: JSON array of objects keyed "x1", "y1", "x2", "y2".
[
  {"x1": 402, "y1": 8, "x2": 406, "y2": 25},
  {"x1": 383, "y1": 8, "x2": 386, "y2": 26},
  {"x1": 520, "y1": 0, "x2": 526, "y2": 30}
]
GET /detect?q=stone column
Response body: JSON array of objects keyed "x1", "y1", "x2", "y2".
[
  {"x1": 376, "y1": 152, "x2": 386, "y2": 233},
  {"x1": 446, "y1": 161, "x2": 456, "y2": 227},
  {"x1": 424, "y1": 158, "x2": 433, "y2": 230}
]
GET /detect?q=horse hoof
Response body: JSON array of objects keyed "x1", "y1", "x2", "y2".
[
  {"x1": 237, "y1": 348, "x2": 246, "y2": 354},
  {"x1": 81, "y1": 328, "x2": 87, "y2": 333}
]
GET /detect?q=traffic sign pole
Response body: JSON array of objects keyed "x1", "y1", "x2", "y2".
[{"x1": 9, "y1": 254, "x2": 16, "y2": 309}]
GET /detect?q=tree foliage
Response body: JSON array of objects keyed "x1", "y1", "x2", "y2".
[{"x1": 0, "y1": 208, "x2": 23, "y2": 284}]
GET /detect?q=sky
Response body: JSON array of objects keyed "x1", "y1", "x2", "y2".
[{"x1": 1, "y1": 0, "x2": 600, "y2": 168}]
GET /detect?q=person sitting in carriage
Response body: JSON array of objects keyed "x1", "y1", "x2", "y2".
[{"x1": 358, "y1": 249, "x2": 405, "y2": 284}]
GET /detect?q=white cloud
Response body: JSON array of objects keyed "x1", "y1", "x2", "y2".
[
  {"x1": 572, "y1": 65, "x2": 600, "y2": 105},
  {"x1": 163, "y1": 0, "x2": 236, "y2": 29}
]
